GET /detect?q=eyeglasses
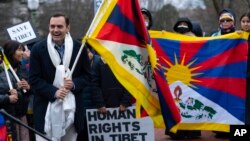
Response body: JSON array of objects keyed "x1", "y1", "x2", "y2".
[{"x1": 220, "y1": 19, "x2": 233, "y2": 23}]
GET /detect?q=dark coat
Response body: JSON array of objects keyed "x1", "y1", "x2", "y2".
[
  {"x1": 29, "y1": 39, "x2": 92, "y2": 134},
  {"x1": 0, "y1": 64, "x2": 31, "y2": 117},
  {"x1": 0, "y1": 64, "x2": 31, "y2": 141},
  {"x1": 91, "y1": 55, "x2": 132, "y2": 108}
]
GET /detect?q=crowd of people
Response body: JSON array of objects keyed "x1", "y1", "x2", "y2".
[{"x1": 0, "y1": 6, "x2": 250, "y2": 141}]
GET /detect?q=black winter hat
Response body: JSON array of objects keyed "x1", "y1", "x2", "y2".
[
  {"x1": 173, "y1": 17, "x2": 193, "y2": 32},
  {"x1": 192, "y1": 21, "x2": 203, "y2": 37},
  {"x1": 141, "y1": 8, "x2": 153, "y2": 29}
]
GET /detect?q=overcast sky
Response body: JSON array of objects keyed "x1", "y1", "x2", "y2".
[
  {"x1": 166, "y1": 0, "x2": 205, "y2": 9},
  {"x1": 47, "y1": 0, "x2": 206, "y2": 11},
  {"x1": 140, "y1": 0, "x2": 206, "y2": 10}
]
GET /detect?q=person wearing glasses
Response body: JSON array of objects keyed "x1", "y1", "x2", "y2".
[
  {"x1": 211, "y1": 8, "x2": 236, "y2": 36},
  {"x1": 211, "y1": 8, "x2": 236, "y2": 139}
]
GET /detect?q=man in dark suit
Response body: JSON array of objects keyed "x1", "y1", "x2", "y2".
[{"x1": 29, "y1": 13, "x2": 91, "y2": 141}]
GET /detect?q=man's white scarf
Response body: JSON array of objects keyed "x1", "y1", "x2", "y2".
[
  {"x1": 47, "y1": 33, "x2": 73, "y2": 69},
  {"x1": 44, "y1": 33, "x2": 76, "y2": 140}
]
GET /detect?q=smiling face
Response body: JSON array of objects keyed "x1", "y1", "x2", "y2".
[
  {"x1": 49, "y1": 16, "x2": 70, "y2": 45},
  {"x1": 13, "y1": 45, "x2": 24, "y2": 63}
]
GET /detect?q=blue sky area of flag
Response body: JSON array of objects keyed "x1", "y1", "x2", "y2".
[{"x1": 150, "y1": 31, "x2": 248, "y2": 132}]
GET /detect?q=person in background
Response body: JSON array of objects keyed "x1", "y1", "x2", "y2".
[
  {"x1": 192, "y1": 21, "x2": 204, "y2": 37},
  {"x1": 240, "y1": 12, "x2": 250, "y2": 126},
  {"x1": 173, "y1": 17, "x2": 195, "y2": 36},
  {"x1": 140, "y1": 8, "x2": 159, "y2": 117},
  {"x1": 91, "y1": 47, "x2": 132, "y2": 114},
  {"x1": 76, "y1": 45, "x2": 95, "y2": 141},
  {"x1": 240, "y1": 12, "x2": 250, "y2": 33},
  {"x1": 164, "y1": 17, "x2": 202, "y2": 140},
  {"x1": 141, "y1": 8, "x2": 153, "y2": 30},
  {"x1": 211, "y1": 8, "x2": 236, "y2": 36},
  {"x1": 212, "y1": 8, "x2": 237, "y2": 138},
  {"x1": 29, "y1": 12, "x2": 91, "y2": 141},
  {"x1": 21, "y1": 42, "x2": 37, "y2": 141},
  {"x1": 0, "y1": 40, "x2": 31, "y2": 141}
]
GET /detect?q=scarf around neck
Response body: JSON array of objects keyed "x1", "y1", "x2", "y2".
[{"x1": 47, "y1": 33, "x2": 73, "y2": 70}]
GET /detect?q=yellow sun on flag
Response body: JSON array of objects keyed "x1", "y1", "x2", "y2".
[{"x1": 162, "y1": 53, "x2": 202, "y2": 88}]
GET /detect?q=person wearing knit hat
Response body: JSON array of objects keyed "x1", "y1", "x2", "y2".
[
  {"x1": 173, "y1": 17, "x2": 195, "y2": 36},
  {"x1": 211, "y1": 8, "x2": 236, "y2": 139},
  {"x1": 165, "y1": 16, "x2": 201, "y2": 140},
  {"x1": 141, "y1": 8, "x2": 153, "y2": 30},
  {"x1": 212, "y1": 8, "x2": 236, "y2": 36},
  {"x1": 192, "y1": 21, "x2": 204, "y2": 37}
]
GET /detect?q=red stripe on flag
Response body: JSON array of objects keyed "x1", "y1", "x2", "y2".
[
  {"x1": 97, "y1": 23, "x2": 145, "y2": 48},
  {"x1": 0, "y1": 125, "x2": 7, "y2": 141},
  {"x1": 154, "y1": 71, "x2": 181, "y2": 123},
  {"x1": 193, "y1": 42, "x2": 248, "y2": 72},
  {"x1": 152, "y1": 39, "x2": 173, "y2": 68},
  {"x1": 117, "y1": 0, "x2": 148, "y2": 42},
  {"x1": 180, "y1": 41, "x2": 206, "y2": 65},
  {"x1": 194, "y1": 77, "x2": 246, "y2": 99}
]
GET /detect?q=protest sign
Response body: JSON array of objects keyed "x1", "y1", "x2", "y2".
[
  {"x1": 86, "y1": 106, "x2": 154, "y2": 141},
  {"x1": 6, "y1": 21, "x2": 38, "y2": 44}
]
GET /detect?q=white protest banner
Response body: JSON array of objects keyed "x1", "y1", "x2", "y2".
[
  {"x1": 6, "y1": 21, "x2": 37, "y2": 44},
  {"x1": 86, "y1": 106, "x2": 154, "y2": 141}
]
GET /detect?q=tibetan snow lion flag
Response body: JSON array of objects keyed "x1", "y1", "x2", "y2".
[
  {"x1": 149, "y1": 30, "x2": 249, "y2": 132},
  {"x1": 0, "y1": 113, "x2": 7, "y2": 141},
  {"x1": 85, "y1": 0, "x2": 164, "y2": 127}
]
